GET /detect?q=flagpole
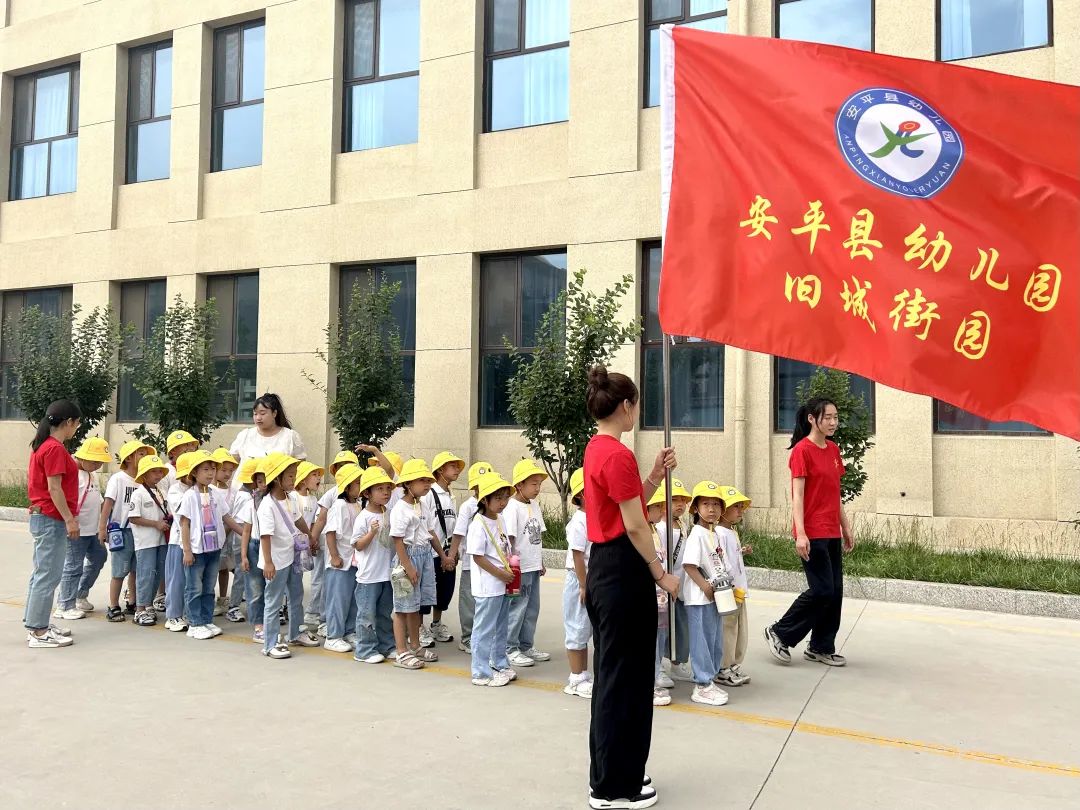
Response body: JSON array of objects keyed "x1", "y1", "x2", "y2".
[{"x1": 662, "y1": 332, "x2": 676, "y2": 662}]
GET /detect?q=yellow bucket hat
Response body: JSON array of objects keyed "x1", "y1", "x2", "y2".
[
  {"x1": 118, "y1": 439, "x2": 155, "y2": 464},
  {"x1": 174, "y1": 451, "x2": 201, "y2": 481},
  {"x1": 334, "y1": 464, "x2": 364, "y2": 493},
  {"x1": 431, "y1": 451, "x2": 465, "y2": 475},
  {"x1": 330, "y1": 450, "x2": 359, "y2": 473},
  {"x1": 236, "y1": 458, "x2": 260, "y2": 485},
  {"x1": 295, "y1": 461, "x2": 325, "y2": 486},
  {"x1": 166, "y1": 429, "x2": 198, "y2": 454},
  {"x1": 647, "y1": 478, "x2": 693, "y2": 507},
  {"x1": 135, "y1": 454, "x2": 169, "y2": 484},
  {"x1": 691, "y1": 480, "x2": 726, "y2": 506},
  {"x1": 569, "y1": 468, "x2": 585, "y2": 499},
  {"x1": 264, "y1": 454, "x2": 299, "y2": 486},
  {"x1": 209, "y1": 447, "x2": 237, "y2": 467},
  {"x1": 512, "y1": 458, "x2": 548, "y2": 487},
  {"x1": 397, "y1": 458, "x2": 435, "y2": 485},
  {"x1": 477, "y1": 473, "x2": 513, "y2": 504},
  {"x1": 368, "y1": 451, "x2": 404, "y2": 476},
  {"x1": 186, "y1": 449, "x2": 219, "y2": 477},
  {"x1": 333, "y1": 462, "x2": 360, "y2": 490},
  {"x1": 718, "y1": 485, "x2": 751, "y2": 509},
  {"x1": 358, "y1": 465, "x2": 393, "y2": 494},
  {"x1": 467, "y1": 461, "x2": 494, "y2": 490},
  {"x1": 74, "y1": 437, "x2": 112, "y2": 464}
]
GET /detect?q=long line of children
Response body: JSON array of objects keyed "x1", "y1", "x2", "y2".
[{"x1": 55, "y1": 434, "x2": 755, "y2": 700}]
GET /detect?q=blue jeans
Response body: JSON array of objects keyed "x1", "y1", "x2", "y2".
[
  {"x1": 655, "y1": 626, "x2": 670, "y2": 681},
  {"x1": 323, "y1": 565, "x2": 358, "y2": 640},
  {"x1": 507, "y1": 570, "x2": 540, "y2": 653},
  {"x1": 184, "y1": 549, "x2": 221, "y2": 627},
  {"x1": 308, "y1": 543, "x2": 326, "y2": 617},
  {"x1": 353, "y1": 580, "x2": 395, "y2": 660},
  {"x1": 686, "y1": 603, "x2": 724, "y2": 685},
  {"x1": 244, "y1": 539, "x2": 266, "y2": 625},
  {"x1": 109, "y1": 528, "x2": 135, "y2": 578},
  {"x1": 164, "y1": 545, "x2": 185, "y2": 620},
  {"x1": 263, "y1": 563, "x2": 304, "y2": 652},
  {"x1": 135, "y1": 545, "x2": 167, "y2": 606},
  {"x1": 228, "y1": 536, "x2": 245, "y2": 608},
  {"x1": 458, "y1": 569, "x2": 475, "y2": 645},
  {"x1": 24, "y1": 514, "x2": 68, "y2": 631},
  {"x1": 57, "y1": 534, "x2": 107, "y2": 610},
  {"x1": 471, "y1": 594, "x2": 511, "y2": 680}
]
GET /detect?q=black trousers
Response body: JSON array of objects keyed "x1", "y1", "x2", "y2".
[
  {"x1": 419, "y1": 564, "x2": 456, "y2": 615},
  {"x1": 773, "y1": 538, "x2": 843, "y2": 654},
  {"x1": 585, "y1": 535, "x2": 657, "y2": 800}
]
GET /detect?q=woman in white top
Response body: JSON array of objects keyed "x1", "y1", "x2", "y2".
[{"x1": 228, "y1": 394, "x2": 307, "y2": 478}]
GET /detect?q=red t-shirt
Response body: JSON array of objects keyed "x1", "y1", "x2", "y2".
[
  {"x1": 584, "y1": 434, "x2": 646, "y2": 543},
  {"x1": 789, "y1": 438, "x2": 844, "y2": 540},
  {"x1": 27, "y1": 436, "x2": 78, "y2": 520}
]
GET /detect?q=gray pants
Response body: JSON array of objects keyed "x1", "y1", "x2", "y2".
[
  {"x1": 307, "y1": 543, "x2": 326, "y2": 618},
  {"x1": 458, "y1": 569, "x2": 475, "y2": 645}
]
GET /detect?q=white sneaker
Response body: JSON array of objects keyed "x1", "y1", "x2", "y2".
[
  {"x1": 323, "y1": 638, "x2": 352, "y2": 653},
  {"x1": 251, "y1": 627, "x2": 265, "y2": 644},
  {"x1": 76, "y1": 598, "x2": 95, "y2": 613},
  {"x1": 27, "y1": 629, "x2": 73, "y2": 648},
  {"x1": 213, "y1": 597, "x2": 225, "y2": 617},
  {"x1": 430, "y1": 622, "x2": 454, "y2": 642},
  {"x1": 474, "y1": 670, "x2": 512, "y2": 687},
  {"x1": 655, "y1": 673, "x2": 675, "y2": 689},
  {"x1": 564, "y1": 677, "x2": 594, "y2": 698},
  {"x1": 457, "y1": 640, "x2": 471, "y2": 653},
  {"x1": 653, "y1": 687, "x2": 672, "y2": 706},
  {"x1": 225, "y1": 606, "x2": 245, "y2": 623},
  {"x1": 358, "y1": 653, "x2": 385, "y2": 664},
  {"x1": 732, "y1": 664, "x2": 752, "y2": 684},
  {"x1": 715, "y1": 667, "x2": 750, "y2": 687},
  {"x1": 496, "y1": 667, "x2": 518, "y2": 682},
  {"x1": 316, "y1": 622, "x2": 327, "y2": 638},
  {"x1": 165, "y1": 618, "x2": 188, "y2": 632},
  {"x1": 588, "y1": 786, "x2": 658, "y2": 809},
  {"x1": 419, "y1": 626, "x2": 435, "y2": 647},
  {"x1": 263, "y1": 640, "x2": 291, "y2": 659},
  {"x1": 507, "y1": 650, "x2": 535, "y2": 667},
  {"x1": 187, "y1": 625, "x2": 214, "y2": 640},
  {"x1": 524, "y1": 647, "x2": 551, "y2": 662},
  {"x1": 50, "y1": 624, "x2": 72, "y2": 637},
  {"x1": 56, "y1": 608, "x2": 86, "y2": 621},
  {"x1": 691, "y1": 683, "x2": 729, "y2": 706},
  {"x1": 291, "y1": 631, "x2": 320, "y2": 647},
  {"x1": 668, "y1": 662, "x2": 695, "y2": 682},
  {"x1": 206, "y1": 623, "x2": 223, "y2": 637}
]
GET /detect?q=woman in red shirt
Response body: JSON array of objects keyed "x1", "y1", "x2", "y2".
[
  {"x1": 583, "y1": 366, "x2": 678, "y2": 810},
  {"x1": 764, "y1": 398, "x2": 855, "y2": 667},
  {"x1": 24, "y1": 399, "x2": 82, "y2": 648}
]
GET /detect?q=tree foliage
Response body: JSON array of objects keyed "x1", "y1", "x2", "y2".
[
  {"x1": 129, "y1": 295, "x2": 232, "y2": 450},
  {"x1": 3, "y1": 304, "x2": 123, "y2": 448},
  {"x1": 796, "y1": 367, "x2": 874, "y2": 504},
  {"x1": 304, "y1": 271, "x2": 408, "y2": 458},
  {"x1": 507, "y1": 268, "x2": 641, "y2": 518}
]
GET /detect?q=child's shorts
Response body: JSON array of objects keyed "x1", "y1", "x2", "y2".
[
  {"x1": 562, "y1": 568, "x2": 591, "y2": 650},
  {"x1": 217, "y1": 535, "x2": 238, "y2": 572},
  {"x1": 392, "y1": 545, "x2": 436, "y2": 614},
  {"x1": 109, "y1": 528, "x2": 135, "y2": 578}
]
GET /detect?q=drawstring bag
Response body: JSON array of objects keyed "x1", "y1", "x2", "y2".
[{"x1": 391, "y1": 563, "x2": 414, "y2": 599}]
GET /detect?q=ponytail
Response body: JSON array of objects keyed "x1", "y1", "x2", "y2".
[
  {"x1": 30, "y1": 399, "x2": 82, "y2": 451},
  {"x1": 788, "y1": 397, "x2": 837, "y2": 449},
  {"x1": 586, "y1": 365, "x2": 638, "y2": 420}
]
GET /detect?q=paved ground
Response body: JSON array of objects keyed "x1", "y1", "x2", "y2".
[{"x1": 2, "y1": 520, "x2": 1079, "y2": 809}]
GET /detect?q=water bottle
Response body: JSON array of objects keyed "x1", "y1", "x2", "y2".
[
  {"x1": 106, "y1": 521, "x2": 126, "y2": 552},
  {"x1": 506, "y1": 554, "x2": 522, "y2": 597}
]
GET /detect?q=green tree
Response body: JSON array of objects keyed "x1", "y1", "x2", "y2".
[
  {"x1": 304, "y1": 271, "x2": 408, "y2": 459},
  {"x1": 796, "y1": 367, "x2": 874, "y2": 504},
  {"x1": 507, "y1": 268, "x2": 641, "y2": 519},
  {"x1": 128, "y1": 295, "x2": 233, "y2": 450},
  {"x1": 3, "y1": 304, "x2": 123, "y2": 448}
]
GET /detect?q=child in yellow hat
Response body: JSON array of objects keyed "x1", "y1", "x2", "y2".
[
  {"x1": 419, "y1": 450, "x2": 466, "y2": 646},
  {"x1": 645, "y1": 481, "x2": 690, "y2": 707},
  {"x1": 99, "y1": 439, "x2": 154, "y2": 622},
  {"x1": 504, "y1": 458, "x2": 551, "y2": 668},
  {"x1": 351, "y1": 465, "x2": 397, "y2": 664},
  {"x1": 321, "y1": 464, "x2": 363, "y2": 654},
  {"x1": 293, "y1": 460, "x2": 326, "y2": 630},
  {"x1": 388, "y1": 459, "x2": 439, "y2": 669},
  {"x1": 658, "y1": 478, "x2": 695, "y2": 686},
  {"x1": 308, "y1": 451, "x2": 357, "y2": 627},
  {"x1": 163, "y1": 430, "x2": 200, "y2": 492},
  {"x1": 54, "y1": 438, "x2": 111, "y2": 620},
  {"x1": 561, "y1": 469, "x2": 593, "y2": 699},
  {"x1": 450, "y1": 461, "x2": 495, "y2": 654},
  {"x1": 162, "y1": 451, "x2": 199, "y2": 632},
  {"x1": 210, "y1": 448, "x2": 241, "y2": 620},
  {"x1": 128, "y1": 455, "x2": 172, "y2": 626},
  {"x1": 715, "y1": 486, "x2": 753, "y2": 688}
]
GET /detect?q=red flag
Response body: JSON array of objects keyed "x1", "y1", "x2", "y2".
[{"x1": 658, "y1": 28, "x2": 1080, "y2": 441}]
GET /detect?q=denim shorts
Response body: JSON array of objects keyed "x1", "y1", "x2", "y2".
[
  {"x1": 109, "y1": 528, "x2": 135, "y2": 578},
  {"x1": 217, "y1": 534, "x2": 238, "y2": 572},
  {"x1": 392, "y1": 544, "x2": 437, "y2": 614},
  {"x1": 562, "y1": 569, "x2": 592, "y2": 650}
]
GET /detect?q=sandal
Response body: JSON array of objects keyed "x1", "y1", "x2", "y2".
[
  {"x1": 394, "y1": 650, "x2": 424, "y2": 670},
  {"x1": 414, "y1": 647, "x2": 439, "y2": 663}
]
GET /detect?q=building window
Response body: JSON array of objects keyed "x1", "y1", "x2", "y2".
[
  {"x1": 126, "y1": 41, "x2": 172, "y2": 183},
  {"x1": 10, "y1": 64, "x2": 80, "y2": 200},
  {"x1": 479, "y1": 250, "x2": 567, "y2": 426},
  {"x1": 939, "y1": 0, "x2": 1050, "y2": 61},
  {"x1": 933, "y1": 401, "x2": 1047, "y2": 435},
  {"x1": 484, "y1": 0, "x2": 570, "y2": 133},
  {"x1": 212, "y1": 20, "x2": 265, "y2": 172},
  {"x1": 0, "y1": 287, "x2": 73, "y2": 419},
  {"x1": 774, "y1": 357, "x2": 875, "y2": 433},
  {"x1": 645, "y1": 1, "x2": 727, "y2": 108},
  {"x1": 207, "y1": 273, "x2": 259, "y2": 422},
  {"x1": 340, "y1": 262, "x2": 417, "y2": 425},
  {"x1": 774, "y1": 0, "x2": 873, "y2": 50},
  {"x1": 118, "y1": 280, "x2": 167, "y2": 422},
  {"x1": 344, "y1": 0, "x2": 420, "y2": 152},
  {"x1": 640, "y1": 243, "x2": 724, "y2": 430}
]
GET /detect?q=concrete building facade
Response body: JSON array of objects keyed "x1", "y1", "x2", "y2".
[{"x1": 0, "y1": 0, "x2": 1076, "y2": 549}]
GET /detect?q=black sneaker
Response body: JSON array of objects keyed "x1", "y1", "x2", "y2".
[
  {"x1": 588, "y1": 787, "x2": 658, "y2": 809},
  {"x1": 106, "y1": 606, "x2": 126, "y2": 623},
  {"x1": 764, "y1": 624, "x2": 791, "y2": 664},
  {"x1": 805, "y1": 649, "x2": 847, "y2": 667}
]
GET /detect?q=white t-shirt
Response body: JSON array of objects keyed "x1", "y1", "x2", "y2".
[
  {"x1": 129, "y1": 485, "x2": 169, "y2": 551},
  {"x1": 166, "y1": 482, "x2": 190, "y2": 545},
  {"x1": 453, "y1": 496, "x2": 478, "y2": 571},
  {"x1": 231, "y1": 489, "x2": 255, "y2": 543},
  {"x1": 563, "y1": 509, "x2": 590, "y2": 569},
  {"x1": 717, "y1": 525, "x2": 747, "y2": 592},
  {"x1": 228, "y1": 426, "x2": 307, "y2": 491},
  {"x1": 296, "y1": 492, "x2": 319, "y2": 531},
  {"x1": 162, "y1": 462, "x2": 178, "y2": 496},
  {"x1": 318, "y1": 486, "x2": 338, "y2": 514},
  {"x1": 176, "y1": 486, "x2": 232, "y2": 555},
  {"x1": 503, "y1": 497, "x2": 545, "y2": 573},
  {"x1": 76, "y1": 469, "x2": 103, "y2": 537},
  {"x1": 657, "y1": 520, "x2": 686, "y2": 589},
  {"x1": 325, "y1": 498, "x2": 361, "y2": 569},
  {"x1": 257, "y1": 491, "x2": 302, "y2": 571},
  {"x1": 422, "y1": 483, "x2": 458, "y2": 556},
  {"x1": 467, "y1": 514, "x2": 512, "y2": 598},
  {"x1": 389, "y1": 498, "x2": 430, "y2": 548},
  {"x1": 103, "y1": 471, "x2": 138, "y2": 526},
  {"x1": 352, "y1": 507, "x2": 393, "y2": 584},
  {"x1": 680, "y1": 524, "x2": 727, "y2": 606}
]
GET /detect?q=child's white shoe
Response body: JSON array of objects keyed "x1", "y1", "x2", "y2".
[
  {"x1": 165, "y1": 617, "x2": 188, "y2": 632},
  {"x1": 507, "y1": 650, "x2": 535, "y2": 667},
  {"x1": 652, "y1": 687, "x2": 672, "y2": 706},
  {"x1": 291, "y1": 631, "x2": 320, "y2": 648},
  {"x1": 225, "y1": 606, "x2": 245, "y2": 623},
  {"x1": 56, "y1": 608, "x2": 86, "y2": 621},
  {"x1": 668, "y1": 662, "x2": 694, "y2": 682},
  {"x1": 323, "y1": 638, "x2": 352, "y2": 653},
  {"x1": 206, "y1": 623, "x2": 223, "y2": 637},
  {"x1": 655, "y1": 673, "x2": 675, "y2": 689},
  {"x1": 472, "y1": 670, "x2": 511, "y2": 688},
  {"x1": 430, "y1": 622, "x2": 454, "y2": 642},
  {"x1": 691, "y1": 683, "x2": 729, "y2": 706},
  {"x1": 187, "y1": 625, "x2": 214, "y2": 640},
  {"x1": 715, "y1": 667, "x2": 749, "y2": 687},
  {"x1": 564, "y1": 675, "x2": 593, "y2": 699},
  {"x1": 732, "y1": 664, "x2": 751, "y2": 683},
  {"x1": 418, "y1": 626, "x2": 435, "y2": 647},
  {"x1": 213, "y1": 597, "x2": 226, "y2": 617},
  {"x1": 524, "y1": 647, "x2": 551, "y2": 662},
  {"x1": 496, "y1": 667, "x2": 518, "y2": 682},
  {"x1": 263, "y1": 638, "x2": 291, "y2": 659},
  {"x1": 358, "y1": 653, "x2": 385, "y2": 664},
  {"x1": 76, "y1": 598, "x2": 95, "y2": 613}
]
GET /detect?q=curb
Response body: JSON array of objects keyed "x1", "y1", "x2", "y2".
[
  {"x1": 540, "y1": 549, "x2": 1080, "y2": 621},
  {"x1": 0, "y1": 507, "x2": 28, "y2": 524}
]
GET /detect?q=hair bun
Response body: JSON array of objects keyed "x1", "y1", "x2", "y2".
[{"x1": 588, "y1": 365, "x2": 609, "y2": 388}]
